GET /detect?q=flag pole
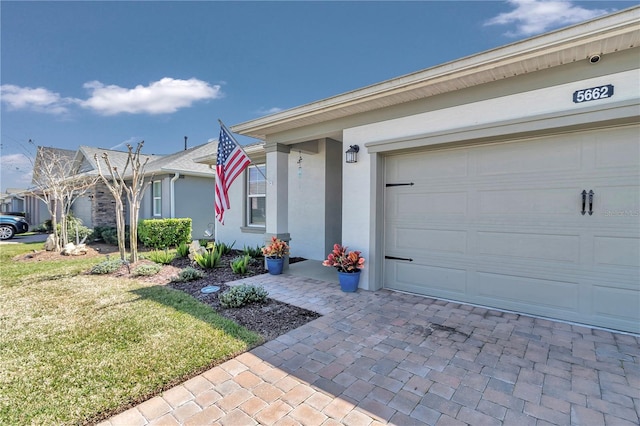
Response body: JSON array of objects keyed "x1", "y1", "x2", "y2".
[{"x1": 218, "y1": 119, "x2": 269, "y2": 183}]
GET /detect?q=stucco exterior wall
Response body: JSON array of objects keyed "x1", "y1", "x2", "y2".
[
  {"x1": 288, "y1": 139, "x2": 342, "y2": 260},
  {"x1": 340, "y1": 138, "x2": 373, "y2": 289},
  {"x1": 324, "y1": 140, "x2": 343, "y2": 257}
]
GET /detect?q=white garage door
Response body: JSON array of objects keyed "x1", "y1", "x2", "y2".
[{"x1": 384, "y1": 125, "x2": 640, "y2": 333}]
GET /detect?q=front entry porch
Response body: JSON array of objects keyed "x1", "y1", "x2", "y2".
[{"x1": 286, "y1": 259, "x2": 339, "y2": 284}]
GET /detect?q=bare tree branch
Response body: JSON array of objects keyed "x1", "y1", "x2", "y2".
[{"x1": 94, "y1": 141, "x2": 152, "y2": 262}]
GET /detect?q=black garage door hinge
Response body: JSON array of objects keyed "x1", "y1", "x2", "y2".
[
  {"x1": 385, "y1": 255, "x2": 414, "y2": 262},
  {"x1": 386, "y1": 182, "x2": 414, "y2": 187}
]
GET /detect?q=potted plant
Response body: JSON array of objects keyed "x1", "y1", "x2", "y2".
[
  {"x1": 323, "y1": 243, "x2": 365, "y2": 292},
  {"x1": 262, "y1": 236, "x2": 290, "y2": 275}
]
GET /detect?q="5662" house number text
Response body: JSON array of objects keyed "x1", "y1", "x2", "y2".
[{"x1": 573, "y1": 84, "x2": 614, "y2": 103}]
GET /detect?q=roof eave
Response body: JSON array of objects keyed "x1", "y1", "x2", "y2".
[
  {"x1": 159, "y1": 168, "x2": 215, "y2": 178},
  {"x1": 231, "y1": 7, "x2": 640, "y2": 140}
]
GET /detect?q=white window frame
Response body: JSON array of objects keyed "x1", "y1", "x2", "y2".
[
  {"x1": 246, "y1": 164, "x2": 266, "y2": 228},
  {"x1": 152, "y1": 180, "x2": 162, "y2": 217}
]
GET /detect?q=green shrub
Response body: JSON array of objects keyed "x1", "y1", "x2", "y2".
[
  {"x1": 56, "y1": 215, "x2": 93, "y2": 243},
  {"x1": 242, "y1": 244, "x2": 264, "y2": 258},
  {"x1": 101, "y1": 228, "x2": 117, "y2": 245},
  {"x1": 176, "y1": 242, "x2": 190, "y2": 258},
  {"x1": 147, "y1": 249, "x2": 176, "y2": 265},
  {"x1": 33, "y1": 223, "x2": 50, "y2": 233},
  {"x1": 92, "y1": 226, "x2": 110, "y2": 242},
  {"x1": 219, "y1": 284, "x2": 269, "y2": 308},
  {"x1": 133, "y1": 263, "x2": 162, "y2": 276},
  {"x1": 100, "y1": 226, "x2": 130, "y2": 247},
  {"x1": 138, "y1": 218, "x2": 192, "y2": 249},
  {"x1": 90, "y1": 259, "x2": 123, "y2": 275},
  {"x1": 230, "y1": 255, "x2": 251, "y2": 275},
  {"x1": 216, "y1": 240, "x2": 236, "y2": 255},
  {"x1": 171, "y1": 267, "x2": 204, "y2": 283},
  {"x1": 92, "y1": 226, "x2": 106, "y2": 241},
  {"x1": 193, "y1": 245, "x2": 223, "y2": 269}
]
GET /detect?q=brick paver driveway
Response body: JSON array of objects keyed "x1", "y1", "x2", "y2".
[{"x1": 103, "y1": 273, "x2": 639, "y2": 425}]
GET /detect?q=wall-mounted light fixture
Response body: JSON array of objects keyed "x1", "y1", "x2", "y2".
[{"x1": 345, "y1": 145, "x2": 360, "y2": 163}]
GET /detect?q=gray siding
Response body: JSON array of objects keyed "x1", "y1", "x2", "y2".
[
  {"x1": 174, "y1": 176, "x2": 215, "y2": 241},
  {"x1": 72, "y1": 195, "x2": 93, "y2": 228}
]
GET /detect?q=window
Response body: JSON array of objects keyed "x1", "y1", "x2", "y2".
[
  {"x1": 247, "y1": 164, "x2": 266, "y2": 226},
  {"x1": 152, "y1": 181, "x2": 162, "y2": 216}
]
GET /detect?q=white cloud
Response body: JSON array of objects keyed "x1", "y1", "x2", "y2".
[
  {"x1": 1, "y1": 77, "x2": 222, "y2": 116},
  {"x1": 0, "y1": 153, "x2": 34, "y2": 189},
  {"x1": 256, "y1": 107, "x2": 283, "y2": 115},
  {"x1": 485, "y1": 0, "x2": 615, "y2": 37},
  {"x1": 0, "y1": 85, "x2": 71, "y2": 114},
  {"x1": 79, "y1": 78, "x2": 222, "y2": 115}
]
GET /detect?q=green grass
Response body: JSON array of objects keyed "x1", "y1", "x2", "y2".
[{"x1": 0, "y1": 243, "x2": 261, "y2": 425}]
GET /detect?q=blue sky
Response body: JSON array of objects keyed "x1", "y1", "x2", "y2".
[{"x1": 1, "y1": 0, "x2": 634, "y2": 191}]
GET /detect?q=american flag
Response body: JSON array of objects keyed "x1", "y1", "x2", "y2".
[{"x1": 215, "y1": 125, "x2": 251, "y2": 224}]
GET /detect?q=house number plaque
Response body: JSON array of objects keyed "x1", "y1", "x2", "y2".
[{"x1": 573, "y1": 84, "x2": 614, "y2": 103}]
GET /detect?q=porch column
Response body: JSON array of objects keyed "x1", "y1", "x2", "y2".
[
  {"x1": 341, "y1": 138, "x2": 382, "y2": 291},
  {"x1": 264, "y1": 142, "x2": 291, "y2": 269}
]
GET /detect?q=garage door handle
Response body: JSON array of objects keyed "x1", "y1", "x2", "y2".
[
  {"x1": 588, "y1": 190, "x2": 594, "y2": 216},
  {"x1": 581, "y1": 190, "x2": 587, "y2": 215},
  {"x1": 386, "y1": 182, "x2": 414, "y2": 187},
  {"x1": 385, "y1": 255, "x2": 413, "y2": 262}
]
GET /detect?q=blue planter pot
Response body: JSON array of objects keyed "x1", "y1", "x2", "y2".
[
  {"x1": 338, "y1": 270, "x2": 361, "y2": 292},
  {"x1": 266, "y1": 257, "x2": 284, "y2": 275}
]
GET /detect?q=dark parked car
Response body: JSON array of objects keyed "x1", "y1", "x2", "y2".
[{"x1": 0, "y1": 214, "x2": 29, "y2": 240}]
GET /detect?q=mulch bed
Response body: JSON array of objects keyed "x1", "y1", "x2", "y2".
[
  {"x1": 14, "y1": 244, "x2": 322, "y2": 341},
  {"x1": 167, "y1": 254, "x2": 321, "y2": 341}
]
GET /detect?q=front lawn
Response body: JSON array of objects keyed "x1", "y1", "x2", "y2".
[{"x1": 0, "y1": 243, "x2": 261, "y2": 425}]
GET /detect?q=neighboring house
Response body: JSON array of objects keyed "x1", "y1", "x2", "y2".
[
  {"x1": 135, "y1": 142, "x2": 218, "y2": 237},
  {"x1": 201, "y1": 9, "x2": 640, "y2": 333},
  {"x1": 0, "y1": 188, "x2": 26, "y2": 214},
  {"x1": 26, "y1": 146, "x2": 78, "y2": 227},
  {"x1": 1, "y1": 188, "x2": 47, "y2": 228},
  {"x1": 70, "y1": 145, "x2": 160, "y2": 228},
  {"x1": 28, "y1": 143, "x2": 218, "y2": 240}
]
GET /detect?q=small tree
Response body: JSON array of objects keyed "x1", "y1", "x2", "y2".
[
  {"x1": 94, "y1": 153, "x2": 127, "y2": 261},
  {"x1": 30, "y1": 145, "x2": 97, "y2": 251},
  {"x1": 94, "y1": 142, "x2": 151, "y2": 263}
]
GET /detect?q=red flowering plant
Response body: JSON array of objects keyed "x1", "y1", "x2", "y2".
[
  {"x1": 262, "y1": 236, "x2": 290, "y2": 258},
  {"x1": 322, "y1": 244, "x2": 365, "y2": 273}
]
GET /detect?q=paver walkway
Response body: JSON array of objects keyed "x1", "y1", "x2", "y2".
[{"x1": 102, "y1": 273, "x2": 640, "y2": 425}]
